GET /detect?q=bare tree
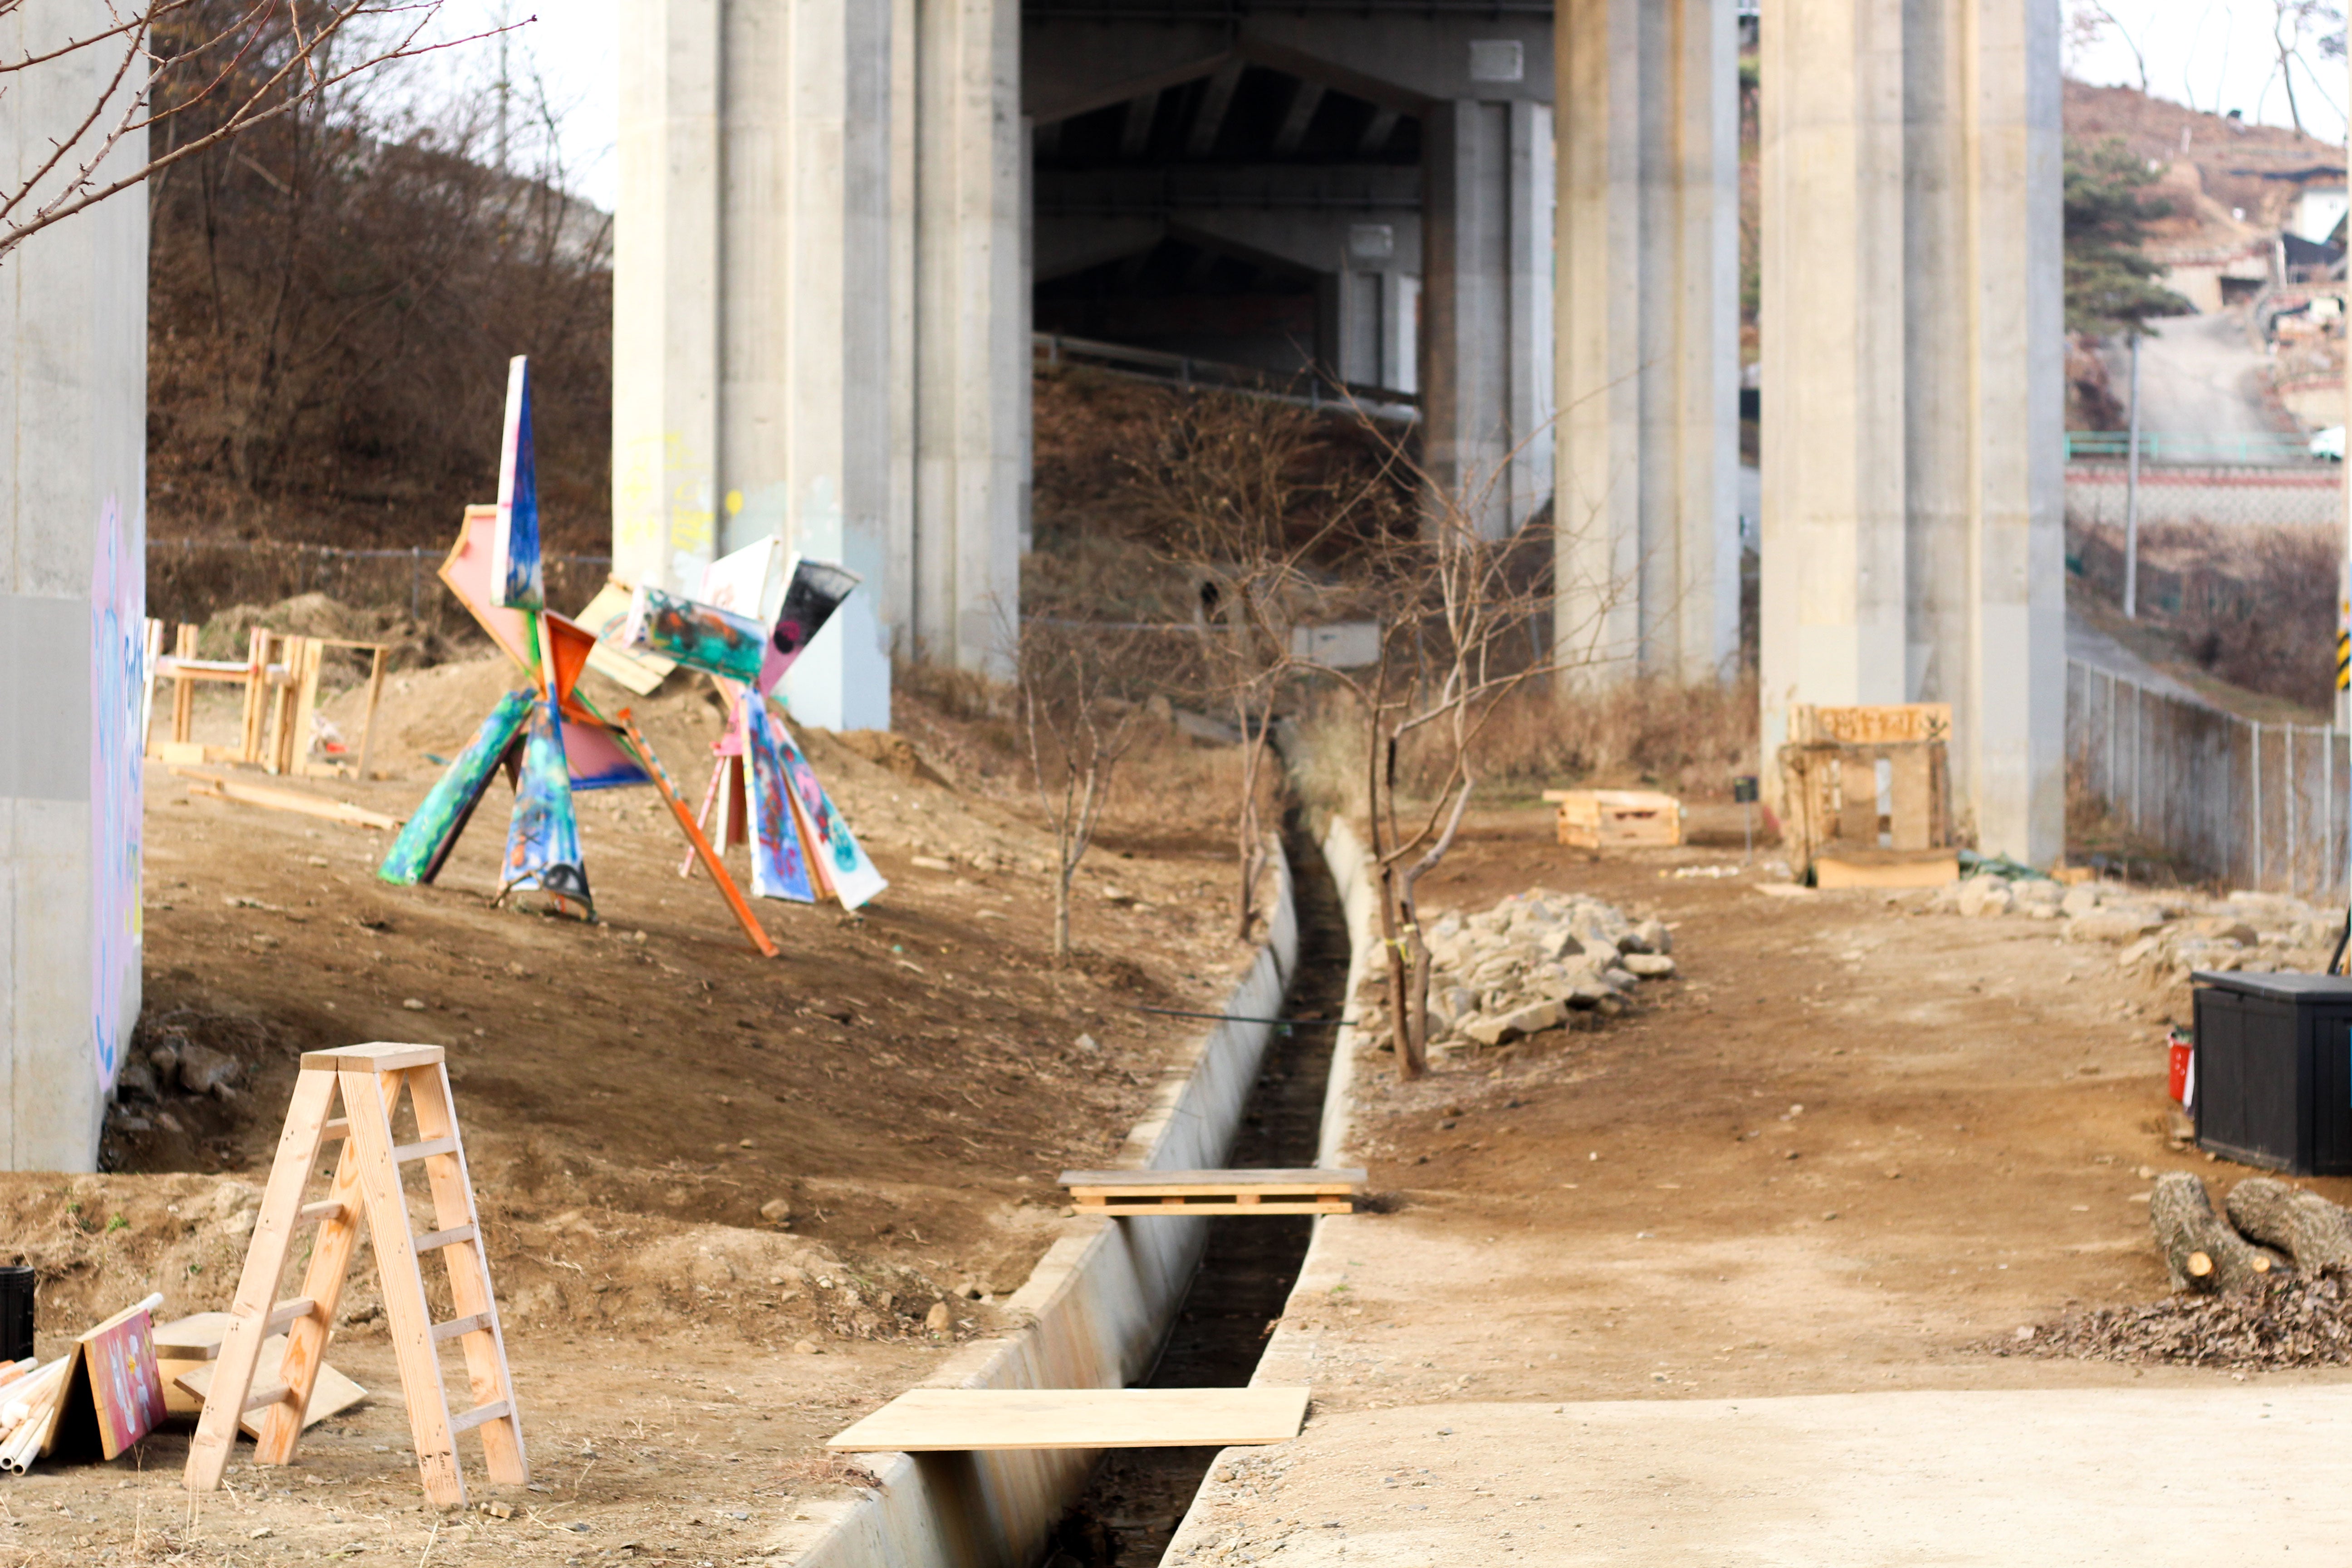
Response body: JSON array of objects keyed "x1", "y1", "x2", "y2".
[
  {"x1": 2067, "y1": 2, "x2": 2152, "y2": 95},
  {"x1": 1123, "y1": 391, "x2": 1406, "y2": 939},
  {"x1": 2264, "y1": 0, "x2": 2345, "y2": 135},
  {"x1": 0, "y1": 0, "x2": 509, "y2": 262},
  {"x1": 1301, "y1": 428, "x2": 1610, "y2": 1082},
  {"x1": 1018, "y1": 619, "x2": 1147, "y2": 964}
]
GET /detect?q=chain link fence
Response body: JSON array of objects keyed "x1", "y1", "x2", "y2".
[{"x1": 2068, "y1": 659, "x2": 2347, "y2": 899}]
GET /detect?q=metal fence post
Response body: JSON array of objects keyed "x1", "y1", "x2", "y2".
[
  {"x1": 2288, "y1": 725, "x2": 2299, "y2": 898},
  {"x1": 2252, "y1": 720, "x2": 2264, "y2": 889}
]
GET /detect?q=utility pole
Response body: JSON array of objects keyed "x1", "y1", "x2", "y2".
[{"x1": 2124, "y1": 333, "x2": 2142, "y2": 619}]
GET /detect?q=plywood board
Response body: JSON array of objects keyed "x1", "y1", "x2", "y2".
[
  {"x1": 1059, "y1": 1168, "x2": 1365, "y2": 1190},
  {"x1": 440, "y1": 506, "x2": 536, "y2": 673},
  {"x1": 1813, "y1": 854, "x2": 1960, "y2": 890},
  {"x1": 573, "y1": 582, "x2": 675, "y2": 694},
  {"x1": 174, "y1": 1337, "x2": 366, "y2": 1437},
  {"x1": 827, "y1": 1387, "x2": 1309, "y2": 1453}
]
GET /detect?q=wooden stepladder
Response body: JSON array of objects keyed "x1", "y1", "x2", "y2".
[{"x1": 184, "y1": 1044, "x2": 525, "y2": 1508}]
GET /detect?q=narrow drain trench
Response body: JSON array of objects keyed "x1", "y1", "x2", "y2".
[{"x1": 1043, "y1": 813, "x2": 1352, "y2": 1567}]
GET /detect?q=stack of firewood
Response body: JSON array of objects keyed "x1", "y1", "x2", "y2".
[{"x1": 2149, "y1": 1171, "x2": 2352, "y2": 1291}]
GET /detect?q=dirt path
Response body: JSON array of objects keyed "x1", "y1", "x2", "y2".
[{"x1": 1167, "y1": 814, "x2": 2352, "y2": 1561}]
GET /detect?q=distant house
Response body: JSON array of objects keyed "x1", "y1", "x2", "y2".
[
  {"x1": 2161, "y1": 240, "x2": 2274, "y2": 313},
  {"x1": 2290, "y1": 184, "x2": 2349, "y2": 245}
]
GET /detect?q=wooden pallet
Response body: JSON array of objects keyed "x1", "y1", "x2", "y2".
[
  {"x1": 827, "y1": 1386, "x2": 1310, "y2": 1452},
  {"x1": 1059, "y1": 1168, "x2": 1365, "y2": 1216},
  {"x1": 1540, "y1": 789, "x2": 1683, "y2": 850}
]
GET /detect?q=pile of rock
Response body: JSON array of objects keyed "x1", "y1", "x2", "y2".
[
  {"x1": 1926, "y1": 874, "x2": 2339, "y2": 982},
  {"x1": 1360, "y1": 890, "x2": 1676, "y2": 1051}
]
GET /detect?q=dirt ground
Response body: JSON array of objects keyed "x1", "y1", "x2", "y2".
[
  {"x1": 0, "y1": 650, "x2": 1264, "y2": 1565},
  {"x1": 1298, "y1": 808, "x2": 2347, "y2": 1411}
]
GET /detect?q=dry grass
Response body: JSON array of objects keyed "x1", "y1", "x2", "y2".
[{"x1": 1294, "y1": 675, "x2": 1759, "y2": 822}]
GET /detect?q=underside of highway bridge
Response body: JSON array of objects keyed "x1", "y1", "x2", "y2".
[{"x1": 0, "y1": 0, "x2": 2065, "y2": 1166}]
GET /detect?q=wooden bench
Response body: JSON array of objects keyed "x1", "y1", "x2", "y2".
[{"x1": 1058, "y1": 1168, "x2": 1365, "y2": 1216}]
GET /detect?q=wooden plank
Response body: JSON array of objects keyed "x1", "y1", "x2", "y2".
[
  {"x1": 447, "y1": 1399, "x2": 512, "y2": 1437},
  {"x1": 153, "y1": 1313, "x2": 234, "y2": 1363},
  {"x1": 300, "y1": 1044, "x2": 445, "y2": 1074},
  {"x1": 184, "y1": 1067, "x2": 340, "y2": 1492},
  {"x1": 172, "y1": 1339, "x2": 364, "y2": 1437},
  {"x1": 413, "y1": 1224, "x2": 478, "y2": 1253},
  {"x1": 1059, "y1": 1168, "x2": 1365, "y2": 1189},
  {"x1": 431, "y1": 1312, "x2": 495, "y2": 1344},
  {"x1": 617, "y1": 710, "x2": 779, "y2": 959},
  {"x1": 1068, "y1": 1183, "x2": 1354, "y2": 1199},
  {"x1": 391, "y1": 1136, "x2": 459, "y2": 1164},
  {"x1": 354, "y1": 646, "x2": 388, "y2": 781},
  {"x1": 827, "y1": 1387, "x2": 1310, "y2": 1453},
  {"x1": 1073, "y1": 1198, "x2": 1353, "y2": 1216},
  {"x1": 1812, "y1": 853, "x2": 1961, "y2": 891},
  {"x1": 171, "y1": 766, "x2": 403, "y2": 831},
  {"x1": 263, "y1": 1298, "x2": 317, "y2": 1333},
  {"x1": 258, "y1": 1130, "x2": 368, "y2": 1461},
  {"x1": 405, "y1": 1062, "x2": 527, "y2": 1485},
  {"x1": 340, "y1": 1065, "x2": 468, "y2": 1510},
  {"x1": 296, "y1": 1199, "x2": 349, "y2": 1227}
]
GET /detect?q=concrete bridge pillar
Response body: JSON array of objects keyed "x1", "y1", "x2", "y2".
[
  {"x1": 1424, "y1": 98, "x2": 1554, "y2": 539},
  {"x1": 1759, "y1": 0, "x2": 2062, "y2": 861},
  {"x1": 0, "y1": 0, "x2": 149, "y2": 1169},
  {"x1": 1554, "y1": 0, "x2": 1741, "y2": 681},
  {"x1": 909, "y1": 0, "x2": 1025, "y2": 679},
  {"x1": 617, "y1": 0, "x2": 1024, "y2": 722}
]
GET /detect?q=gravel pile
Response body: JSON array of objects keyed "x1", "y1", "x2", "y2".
[
  {"x1": 1354, "y1": 891, "x2": 1676, "y2": 1051},
  {"x1": 1925, "y1": 876, "x2": 2338, "y2": 982},
  {"x1": 1994, "y1": 1273, "x2": 2352, "y2": 1370}
]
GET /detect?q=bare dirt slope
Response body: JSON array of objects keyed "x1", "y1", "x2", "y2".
[{"x1": 0, "y1": 650, "x2": 1262, "y2": 1565}]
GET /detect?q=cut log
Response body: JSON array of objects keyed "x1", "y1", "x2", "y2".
[
  {"x1": 2225, "y1": 1176, "x2": 2352, "y2": 1274},
  {"x1": 2149, "y1": 1171, "x2": 2288, "y2": 1293}
]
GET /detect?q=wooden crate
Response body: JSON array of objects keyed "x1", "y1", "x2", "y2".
[
  {"x1": 1541, "y1": 789, "x2": 1683, "y2": 851},
  {"x1": 1778, "y1": 738, "x2": 1950, "y2": 880}
]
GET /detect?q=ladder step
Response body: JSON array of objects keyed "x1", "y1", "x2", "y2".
[
  {"x1": 431, "y1": 1311, "x2": 495, "y2": 1344},
  {"x1": 242, "y1": 1382, "x2": 291, "y2": 1414},
  {"x1": 446, "y1": 1398, "x2": 511, "y2": 1436},
  {"x1": 266, "y1": 1297, "x2": 318, "y2": 1332},
  {"x1": 297, "y1": 1199, "x2": 349, "y2": 1227},
  {"x1": 391, "y1": 1136, "x2": 459, "y2": 1164},
  {"x1": 319, "y1": 1118, "x2": 351, "y2": 1142},
  {"x1": 413, "y1": 1224, "x2": 478, "y2": 1254}
]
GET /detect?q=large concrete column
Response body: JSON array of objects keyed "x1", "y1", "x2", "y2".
[
  {"x1": 1555, "y1": 0, "x2": 1740, "y2": 679},
  {"x1": 1759, "y1": 0, "x2": 2061, "y2": 861},
  {"x1": 612, "y1": 0, "x2": 721, "y2": 596},
  {"x1": 1425, "y1": 98, "x2": 1554, "y2": 539},
  {"x1": 617, "y1": 0, "x2": 895, "y2": 730},
  {"x1": 1909, "y1": 0, "x2": 2065, "y2": 862},
  {"x1": 911, "y1": 0, "x2": 1025, "y2": 676},
  {"x1": 0, "y1": 3, "x2": 148, "y2": 1169}
]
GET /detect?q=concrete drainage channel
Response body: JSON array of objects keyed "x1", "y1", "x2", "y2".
[
  {"x1": 1039, "y1": 811, "x2": 1353, "y2": 1565},
  {"x1": 773, "y1": 810, "x2": 1364, "y2": 1568}
]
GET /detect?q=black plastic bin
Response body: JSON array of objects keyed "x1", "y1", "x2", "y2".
[
  {"x1": 2191, "y1": 970, "x2": 2352, "y2": 1175},
  {"x1": 0, "y1": 1266, "x2": 31, "y2": 1363}
]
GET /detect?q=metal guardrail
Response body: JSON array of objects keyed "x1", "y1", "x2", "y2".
[
  {"x1": 1034, "y1": 332, "x2": 1419, "y2": 422},
  {"x1": 2064, "y1": 430, "x2": 2326, "y2": 465}
]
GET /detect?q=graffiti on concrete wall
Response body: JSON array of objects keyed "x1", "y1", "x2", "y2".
[{"x1": 88, "y1": 499, "x2": 142, "y2": 1090}]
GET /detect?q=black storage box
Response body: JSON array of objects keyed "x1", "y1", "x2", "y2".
[{"x1": 2191, "y1": 971, "x2": 2352, "y2": 1175}]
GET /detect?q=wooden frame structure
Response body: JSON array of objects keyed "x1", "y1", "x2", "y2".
[
  {"x1": 149, "y1": 623, "x2": 391, "y2": 780},
  {"x1": 1058, "y1": 1167, "x2": 1365, "y2": 1216},
  {"x1": 185, "y1": 1043, "x2": 524, "y2": 1509},
  {"x1": 1541, "y1": 789, "x2": 1684, "y2": 850}
]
